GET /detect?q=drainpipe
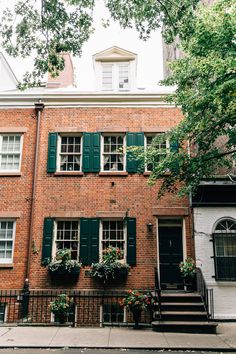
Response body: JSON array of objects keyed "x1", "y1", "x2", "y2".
[{"x1": 26, "y1": 101, "x2": 45, "y2": 283}]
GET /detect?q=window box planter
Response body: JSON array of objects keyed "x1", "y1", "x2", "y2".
[
  {"x1": 46, "y1": 249, "x2": 81, "y2": 282},
  {"x1": 90, "y1": 262, "x2": 130, "y2": 282}
]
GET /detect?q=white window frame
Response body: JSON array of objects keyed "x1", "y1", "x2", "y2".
[
  {"x1": 144, "y1": 133, "x2": 170, "y2": 172},
  {"x1": 0, "y1": 303, "x2": 7, "y2": 323},
  {"x1": 99, "y1": 219, "x2": 127, "y2": 262},
  {"x1": 101, "y1": 62, "x2": 131, "y2": 91},
  {"x1": 0, "y1": 134, "x2": 23, "y2": 173},
  {"x1": 100, "y1": 303, "x2": 126, "y2": 325},
  {"x1": 56, "y1": 134, "x2": 82, "y2": 172},
  {"x1": 0, "y1": 219, "x2": 16, "y2": 264},
  {"x1": 52, "y1": 220, "x2": 80, "y2": 261},
  {"x1": 101, "y1": 134, "x2": 126, "y2": 172}
]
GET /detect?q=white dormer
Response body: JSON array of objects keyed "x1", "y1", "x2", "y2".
[
  {"x1": 93, "y1": 46, "x2": 137, "y2": 92},
  {"x1": 0, "y1": 53, "x2": 18, "y2": 91}
]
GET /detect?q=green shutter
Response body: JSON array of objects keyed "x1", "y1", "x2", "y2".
[
  {"x1": 80, "y1": 218, "x2": 99, "y2": 265},
  {"x1": 82, "y1": 133, "x2": 101, "y2": 172},
  {"x1": 41, "y1": 218, "x2": 54, "y2": 265},
  {"x1": 127, "y1": 217, "x2": 136, "y2": 266},
  {"x1": 47, "y1": 133, "x2": 58, "y2": 173},
  {"x1": 126, "y1": 132, "x2": 144, "y2": 173}
]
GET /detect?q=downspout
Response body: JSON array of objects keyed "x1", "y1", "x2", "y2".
[{"x1": 26, "y1": 101, "x2": 45, "y2": 282}]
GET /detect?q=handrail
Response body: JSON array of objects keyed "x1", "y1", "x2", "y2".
[
  {"x1": 196, "y1": 267, "x2": 214, "y2": 319},
  {"x1": 154, "y1": 267, "x2": 162, "y2": 320}
]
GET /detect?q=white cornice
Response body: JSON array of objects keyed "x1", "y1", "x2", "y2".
[{"x1": 0, "y1": 92, "x2": 175, "y2": 108}]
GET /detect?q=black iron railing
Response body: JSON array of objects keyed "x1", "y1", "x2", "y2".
[
  {"x1": 154, "y1": 267, "x2": 161, "y2": 320},
  {"x1": 196, "y1": 268, "x2": 214, "y2": 319},
  {"x1": 0, "y1": 289, "x2": 153, "y2": 326}
]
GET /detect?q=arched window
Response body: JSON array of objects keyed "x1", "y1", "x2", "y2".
[{"x1": 213, "y1": 219, "x2": 236, "y2": 281}]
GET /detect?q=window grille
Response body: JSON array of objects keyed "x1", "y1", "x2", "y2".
[
  {"x1": 145, "y1": 134, "x2": 168, "y2": 172},
  {"x1": 0, "y1": 135, "x2": 21, "y2": 171},
  {"x1": 101, "y1": 220, "x2": 125, "y2": 259},
  {"x1": 213, "y1": 219, "x2": 236, "y2": 281},
  {"x1": 0, "y1": 221, "x2": 14, "y2": 263},
  {"x1": 59, "y1": 136, "x2": 81, "y2": 172},
  {"x1": 55, "y1": 221, "x2": 79, "y2": 260},
  {"x1": 103, "y1": 135, "x2": 125, "y2": 171}
]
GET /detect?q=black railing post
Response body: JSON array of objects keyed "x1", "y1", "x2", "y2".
[{"x1": 21, "y1": 278, "x2": 30, "y2": 320}]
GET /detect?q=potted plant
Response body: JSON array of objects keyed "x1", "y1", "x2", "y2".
[
  {"x1": 179, "y1": 257, "x2": 196, "y2": 291},
  {"x1": 47, "y1": 249, "x2": 81, "y2": 278},
  {"x1": 120, "y1": 289, "x2": 155, "y2": 329},
  {"x1": 49, "y1": 294, "x2": 74, "y2": 324},
  {"x1": 90, "y1": 246, "x2": 130, "y2": 282}
]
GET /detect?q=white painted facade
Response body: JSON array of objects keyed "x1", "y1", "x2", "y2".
[{"x1": 194, "y1": 207, "x2": 236, "y2": 319}]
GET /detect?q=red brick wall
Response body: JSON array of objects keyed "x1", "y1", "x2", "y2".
[{"x1": 0, "y1": 106, "x2": 194, "y2": 290}]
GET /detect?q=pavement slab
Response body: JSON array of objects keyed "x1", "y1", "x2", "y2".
[
  {"x1": 108, "y1": 328, "x2": 169, "y2": 348},
  {"x1": 51, "y1": 328, "x2": 111, "y2": 347},
  {"x1": 163, "y1": 332, "x2": 230, "y2": 349}
]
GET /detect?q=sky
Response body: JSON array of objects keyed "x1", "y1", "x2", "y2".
[{"x1": 0, "y1": 0, "x2": 164, "y2": 90}]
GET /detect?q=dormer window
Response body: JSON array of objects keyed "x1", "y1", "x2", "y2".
[{"x1": 93, "y1": 46, "x2": 137, "y2": 92}]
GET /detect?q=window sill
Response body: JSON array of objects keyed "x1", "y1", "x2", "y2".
[
  {"x1": 0, "y1": 263, "x2": 14, "y2": 268},
  {"x1": 99, "y1": 172, "x2": 128, "y2": 176},
  {"x1": 143, "y1": 172, "x2": 151, "y2": 176},
  {"x1": 0, "y1": 172, "x2": 21, "y2": 176},
  {"x1": 54, "y1": 172, "x2": 84, "y2": 177}
]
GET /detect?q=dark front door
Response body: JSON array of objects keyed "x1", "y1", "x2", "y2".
[{"x1": 159, "y1": 225, "x2": 183, "y2": 289}]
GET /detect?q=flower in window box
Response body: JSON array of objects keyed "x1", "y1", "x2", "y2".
[
  {"x1": 47, "y1": 249, "x2": 81, "y2": 276},
  {"x1": 90, "y1": 246, "x2": 130, "y2": 282}
]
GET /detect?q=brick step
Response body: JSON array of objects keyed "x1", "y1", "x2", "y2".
[{"x1": 152, "y1": 321, "x2": 218, "y2": 334}]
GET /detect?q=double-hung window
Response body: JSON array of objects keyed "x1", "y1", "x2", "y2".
[
  {"x1": 145, "y1": 133, "x2": 169, "y2": 172},
  {"x1": 101, "y1": 220, "x2": 126, "y2": 261},
  {"x1": 54, "y1": 220, "x2": 80, "y2": 260},
  {"x1": 58, "y1": 135, "x2": 82, "y2": 172},
  {"x1": 102, "y1": 135, "x2": 125, "y2": 171},
  {"x1": 213, "y1": 218, "x2": 236, "y2": 281},
  {"x1": 0, "y1": 134, "x2": 22, "y2": 172},
  {"x1": 0, "y1": 220, "x2": 15, "y2": 264},
  {"x1": 101, "y1": 62, "x2": 130, "y2": 91}
]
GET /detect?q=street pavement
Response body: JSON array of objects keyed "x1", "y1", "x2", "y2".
[{"x1": 0, "y1": 323, "x2": 235, "y2": 350}]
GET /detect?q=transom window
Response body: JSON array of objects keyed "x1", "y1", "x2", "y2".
[
  {"x1": 101, "y1": 62, "x2": 130, "y2": 91},
  {"x1": 145, "y1": 134, "x2": 169, "y2": 171},
  {"x1": 58, "y1": 135, "x2": 82, "y2": 172},
  {"x1": 0, "y1": 220, "x2": 15, "y2": 264},
  {"x1": 102, "y1": 135, "x2": 125, "y2": 171},
  {"x1": 101, "y1": 220, "x2": 126, "y2": 260},
  {"x1": 213, "y1": 219, "x2": 236, "y2": 281},
  {"x1": 55, "y1": 221, "x2": 79, "y2": 260},
  {"x1": 0, "y1": 134, "x2": 22, "y2": 171}
]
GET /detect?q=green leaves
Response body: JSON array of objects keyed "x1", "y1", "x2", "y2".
[{"x1": 0, "y1": 0, "x2": 94, "y2": 88}]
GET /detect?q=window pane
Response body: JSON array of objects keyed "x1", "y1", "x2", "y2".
[
  {"x1": 101, "y1": 220, "x2": 125, "y2": 259},
  {"x1": 103, "y1": 135, "x2": 124, "y2": 171},
  {"x1": 56, "y1": 221, "x2": 79, "y2": 260},
  {"x1": 59, "y1": 136, "x2": 81, "y2": 172}
]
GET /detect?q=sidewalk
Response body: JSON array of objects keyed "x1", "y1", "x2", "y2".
[{"x1": 0, "y1": 323, "x2": 236, "y2": 350}]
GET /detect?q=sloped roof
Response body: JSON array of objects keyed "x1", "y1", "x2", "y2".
[{"x1": 93, "y1": 46, "x2": 137, "y2": 62}]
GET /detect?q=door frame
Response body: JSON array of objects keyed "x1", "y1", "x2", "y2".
[{"x1": 156, "y1": 217, "x2": 187, "y2": 289}]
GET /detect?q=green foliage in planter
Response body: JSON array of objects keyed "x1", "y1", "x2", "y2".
[
  {"x1": 179, "y1": 257, "x2": 196, "y2": 278},
  {"x1": 49, "y1": 294, "x2": 74, "y2": 316},
  {"x1": 46, "y1": 249, "x2": 81, "y2": 274},
  {"x1": 90, "y1": 246, "x2": 130, "y2": 281}
]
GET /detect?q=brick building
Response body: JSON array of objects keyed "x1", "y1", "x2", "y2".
[{"x1": 0, "y1": 40, "x2": 196, "y2": 325}]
